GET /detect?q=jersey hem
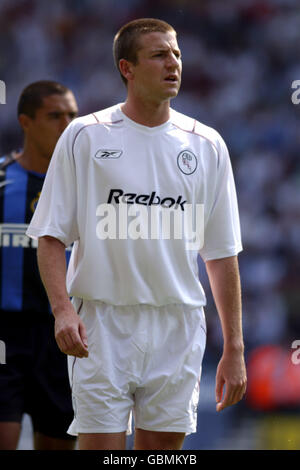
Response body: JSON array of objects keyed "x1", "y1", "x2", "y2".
[
  {"x1": 67, "y1": 425, "x2": 131, "y2": 436},
  {"x1": 134, "y1": 424, "x2": 197, "y2": 434},
  {"x1": 70, "y1": 297, "x2": 207, "y2": 309}
]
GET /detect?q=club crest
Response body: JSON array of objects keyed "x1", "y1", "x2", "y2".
[{"x1": 177, "y1": 150, "x2": 197, "y2": 175}]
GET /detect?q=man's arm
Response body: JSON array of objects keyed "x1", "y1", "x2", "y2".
[
  {"x1": 37, "y1": 236, "x2": 88, "y2": 358},
  {"x1": 205, "y1": 255, "x2": 247, "y2": 412}
]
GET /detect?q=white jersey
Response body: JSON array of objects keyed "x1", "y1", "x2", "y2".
[{"x1": 26, "y1": 104, "x2": 242, "y2": 307}]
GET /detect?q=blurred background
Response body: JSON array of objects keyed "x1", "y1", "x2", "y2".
[{"x1": 1, "y1": 0, "x2": 300, "y2": 450}]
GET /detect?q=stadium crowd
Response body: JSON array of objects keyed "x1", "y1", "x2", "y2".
[{"x1": 1, "y1": 0, "x2": 300, "y2": 448}]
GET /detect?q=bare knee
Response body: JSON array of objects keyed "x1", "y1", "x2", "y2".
[
  {"x1": 0, "y1": 422, "x2": 21, "y2": 450},
  {"x1": 78, "y1": 432, "x2": 126, "y2": 450},
  {"x1": 34, "y1": 432, "x2": 76, "y2": 450},
  {"x1": 134, "y1": 429, "x2": 185, "y2": 450}
]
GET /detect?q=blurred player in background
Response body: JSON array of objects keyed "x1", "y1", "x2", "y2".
[
  {"x1": 0, "y1": 81, "x2": 78, "y2": 450},
  {"x1": 27, "y1": 19, "x2": 247, "y2": 450}
]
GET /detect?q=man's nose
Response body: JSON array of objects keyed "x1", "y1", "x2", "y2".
[
  {"x1": 166, "y1": 53, "x2": 180, "y2": 69},
  {"x1": 59, "y1": 115, "x2": 72, "y2": 131}
]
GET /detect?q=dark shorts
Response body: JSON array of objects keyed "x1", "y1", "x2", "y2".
[{"x1": 0, "y1": 311, "x2": 75, "y2": 440}]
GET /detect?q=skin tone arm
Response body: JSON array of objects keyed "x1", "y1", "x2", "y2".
[
  {"x1": 37, "y1": 236, "x2": 88, "y2": 358},
  {"x1": 205, "y1": 255, "x2": 247, "y2": 412}
]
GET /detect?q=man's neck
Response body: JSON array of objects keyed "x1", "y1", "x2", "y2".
[
  {"x1": 16, "y1": 143, "x2": 49, "y2": 174},
  {"x1": 121, "y1": 97, "x2": 171, "y2": 127}
]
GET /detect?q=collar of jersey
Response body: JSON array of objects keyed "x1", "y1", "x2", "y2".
[{"x1": 118, "y1": 105, "x2": 173, "y2": 135}]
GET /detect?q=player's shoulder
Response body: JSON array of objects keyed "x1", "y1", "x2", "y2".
[
  {"x1": 66, "y1": 104, "x2": 123, "y2": 136},
  {"x1": 170, "y1": 108, "x2": 227, "y2": 152},
  {"x1": 92, "y1": 103, "x2": 124, "y2": 125}
]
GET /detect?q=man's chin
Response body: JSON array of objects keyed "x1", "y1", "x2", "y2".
[
  {"x1": 163, "y1": 85, "x2": 180, "y2": 99},
  {"x1": 167, "y1": 89, "x2": 180, "y2": 99}
]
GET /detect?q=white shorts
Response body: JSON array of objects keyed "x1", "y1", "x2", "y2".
[{"x1": 67, "y1": 299, "x2": 206, "y2": 436}]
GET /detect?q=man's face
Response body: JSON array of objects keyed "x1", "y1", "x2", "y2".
[
  {"x1": 21, "y1": 91, "x2": 78, "y2": 160},
  {"x1": 129, "y1": 31, "x2": 182, "y2": 104}
]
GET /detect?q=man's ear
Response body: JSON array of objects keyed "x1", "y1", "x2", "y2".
[
  {"x1": 119, "y1": 59, "x2": 135, "y2": 83},
  {"x1": 18, "y1": 113, "x2": 32, "y2": 132}
]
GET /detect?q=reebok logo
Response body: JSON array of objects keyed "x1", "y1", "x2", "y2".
[
  {"x1": 95, "y1": 149, "x2": 122, "y2": 159},
  {"x1": 107, "y1": 189, "x2": 187, "y2": 211}
]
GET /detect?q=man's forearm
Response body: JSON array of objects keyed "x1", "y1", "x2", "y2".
[
  {"x1": 37, "y1": 236, "x2": 88, "y2": 358},
  {"x1": 37, "y1": 235, "x2": 71, "y2": 316},
  {"x1": 206, "y1": 255, "x2": 246, "y2": 411},
  {"x1": 205, "y1": 255, "x2": 244, "y2": 352}
]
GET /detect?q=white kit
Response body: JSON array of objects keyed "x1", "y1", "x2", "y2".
[{"x1": 27, "y1": 104, "x2": 242, "y2": 307}]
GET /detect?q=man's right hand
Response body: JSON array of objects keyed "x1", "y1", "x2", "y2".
[{"x1": 54, "y1": 306, "x2": 89, "y2": 358}]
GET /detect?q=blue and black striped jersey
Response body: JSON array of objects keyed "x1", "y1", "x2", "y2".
[{"x1": 0, "y1": 152, "x2": 55, "y2": 314}]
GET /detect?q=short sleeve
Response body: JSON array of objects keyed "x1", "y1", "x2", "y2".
[
  {"x1": 26, "y1": 121, "x2": 79, "y2": 247},
  {"x1": 199, "y1": 135, "x2": 243, "y2": 262}
]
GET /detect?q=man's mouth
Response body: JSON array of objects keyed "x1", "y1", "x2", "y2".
[{"x1": 164, "y1": 75, "x2": 178, "y2": 82}]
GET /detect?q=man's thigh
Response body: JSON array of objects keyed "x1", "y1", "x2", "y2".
[
  {"x1": 134, "y1": 304, "x2": 206, "y2": 435},
  {"x1": 69, "y1": 300, "x2": 206, "y2": 438},
  {"x1": 68, "y1": 299, "x2": 141, "y2": 435}
]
